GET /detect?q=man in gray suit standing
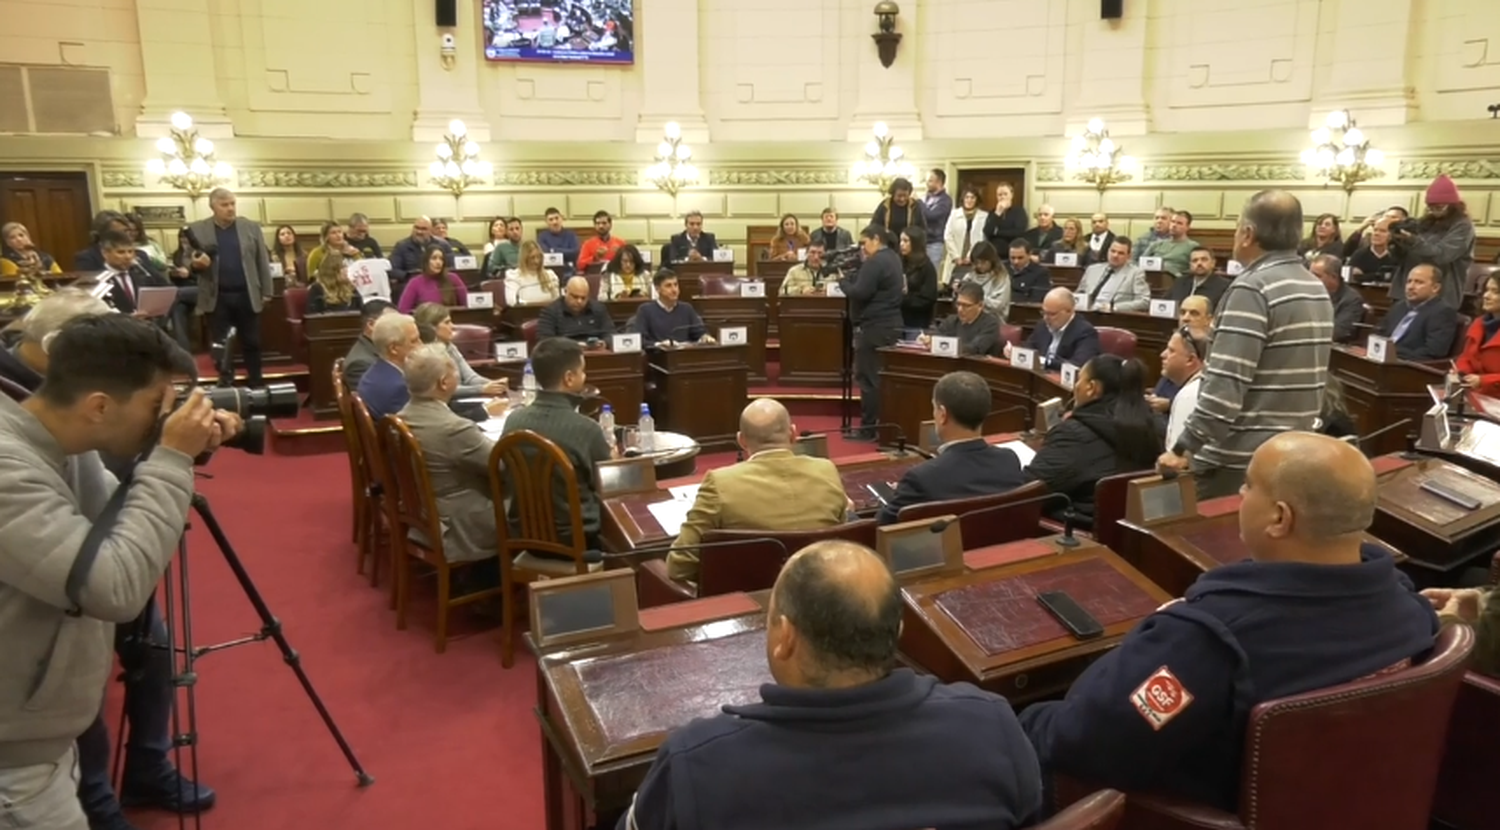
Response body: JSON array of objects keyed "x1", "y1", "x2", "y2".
[{"x1": 189, "y1": 188, "x2": 274, "y2": 387}]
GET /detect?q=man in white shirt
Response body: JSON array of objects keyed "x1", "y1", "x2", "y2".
[
  {"x1": 1162, "y1": 326, "x2": 1208, "y2": 449},
  {"x1": 1074, "y1": 237, "x2": 1150, "y2": 312}
]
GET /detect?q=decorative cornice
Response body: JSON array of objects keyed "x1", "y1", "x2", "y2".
[
  {"x1": 492, "y1": 169, "x2": 638, "y2": 187},
  {"x1": 1398, "y1": 159, "x2": 1500, "y2": 180},
  {"x1": 102, "y1": 171, "x2": 144, "y2": 188},
  {"x1": 707, "y1": 169, "x2": 849, "y2": 186},
  {"x1": 1142, "y1": 164, "x2": 1305, "y2": 182},
  {"x1": 237, "y1": 169, "x2": 417, "y2": 188},
  {"x1": 1036, "y1": 166, "x2": 1064, "y2": 183}
]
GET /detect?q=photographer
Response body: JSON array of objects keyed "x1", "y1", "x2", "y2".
[
  {"x1": 0, "y1": 313, "x2": 234, "y2": 829},
  {"x1": 1390, "y1": 175, "x2": 1475, "y2": 309},
  {"x1": 839, "y1": 225, "x2": 905, "y2": 441}
]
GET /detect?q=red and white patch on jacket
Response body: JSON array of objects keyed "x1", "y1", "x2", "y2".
[{"x1": 1132, "y1": 666, "x2": 1194, "y2": 731}]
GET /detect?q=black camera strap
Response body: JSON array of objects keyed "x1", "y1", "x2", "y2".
[{"x1": 64, "y1": 460, "x2": 135, "y2": 615}]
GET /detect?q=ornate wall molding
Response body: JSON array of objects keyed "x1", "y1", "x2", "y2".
[
  {"x1": 707, "y1": 169, "x2": 849, "y2": 186},
  {"x1": 237, "y1": 169, "x2": 418, "y2": 188},
  {"x1": 1036, "y1": 166, "x2": 1065, "y2": 183},
  {"x1": 1398, "y1": 160, "x2": 1500, "y2": 180},
  {"x1": 1141, "y1": 164, "x2": 1305, "y2": 182},
  {"x1": 492, "y1": 169, "x2": 638, "y2": 187},
  {"x1": 102, "y1": 171, "x2": 144, "y2": 188}
]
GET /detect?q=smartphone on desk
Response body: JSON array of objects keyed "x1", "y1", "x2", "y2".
[
  {"x1": 864, "y1": 481, "x2": 898, "y2": 505},
  {"x1": 1037, "y1": 590, "x2": 1104, "y2": 640}
]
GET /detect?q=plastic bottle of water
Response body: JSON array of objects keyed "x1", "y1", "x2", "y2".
[
  {"x1": 638, "y1": 403, "x2": 655, "y2": 452},
  {"x1": 599, "y1": 404, "x2": 616, "y2": 451},
  {"x1": 522, "y1": 360, "x2": 537, "y2": 406}
]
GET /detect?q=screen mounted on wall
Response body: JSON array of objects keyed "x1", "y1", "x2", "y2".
[{"x1": 482, "y1": 0, "x2": 635, "y2": 65}]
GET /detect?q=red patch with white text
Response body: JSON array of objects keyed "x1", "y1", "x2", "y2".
[{"x1": 1131, "y1": 666, "x2": 1194, "y2": 731}]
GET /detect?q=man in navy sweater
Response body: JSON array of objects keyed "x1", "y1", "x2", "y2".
[
  {"x1": 1021, "y1": 432, "x2": 1438, "y2": 813},
  {"x1": 622, "y1": 540, "x2": 1042, "y2": 830},
  {"x1": 632, "y1": 269, "x2": 716, "y2": 348}
]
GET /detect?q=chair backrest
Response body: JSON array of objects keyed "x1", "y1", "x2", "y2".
[
  {"x1": 488, "y1": 429, "x2": 587, "y2": 561},
  {"x1": 1001, "y1": 323, "x2": 1023, "y2": 345},
  {"x1": 1464, "y1": 262, "x2": 1499, "y2": 296},
  {"x1": 1036, "y1": 789, "x2": 1125, "y2": 830},
  {"x1": 1096, "y1": 326, "x2": 1137, "y2": 359},
  {"x1": 699, "y1": 276, "x2": 743, "y2": 297},
  {"x1": 284, "y1": 285, "x2": 309, "y2": 321},
  {"x1": 380, "y1": 415, "x2": 446, "y2": 554},
  {"x1": 583, "y1": 272, "x2": 603, "y2": 300},
  {"x1": 451, "y1": 323, "x2": 492, "y2": 361},
  {"x1": 1092, "y1": 469, "x2": 1155, "y2": 549},
  {"x1": 521, "y1": 318, "x2": 540, "y2": 348},
  {"x1": 333, "y1": 358, "x2": 365, "y2": 482},
  {"x1": 1450, "y1": 313, "x2": 1472, "y2": 358},
  {"x1": 895, "y1": 480, "x2": 1048, "y2": 548},
  {"x1": 350, "y1": 393, "x2": 390, "y2": 497},
  {"x1": 479, "y1": 278, "x2": 505, "y2": 308},
  {"x1": 1238, "y1": 624, "x2": 1473, "y2": 830},
  {"x1": 698, "y1": 520, "x2": 879, "y2": 597}
]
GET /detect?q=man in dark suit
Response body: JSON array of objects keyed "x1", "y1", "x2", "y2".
[
  {"x1": 341, "y1": 299, "x2": 396, "y2": 391},
  {"x1": 1377, "y1": 262, "x2": 1458, "y2": 362},
  {"x1": 878, "y1": 371, "x2": 1026, "y2": 524},
  {"x1": 1009, "y1": 287, "x2": 1101, "y2": 371},
  {"x1": 93, "y1": 230, "x2": 169, "y2": 316},
  {"x1": 1006, "y1": 239, "x2": 1052, "y2": 302},
  {"x1": 1167, "y1": 247, "x2": 1231, "y2": 312},
  {"x1": 187, "y1": 188, "x2": 274, "y2": 387},
  {"x1": 355, "y1": 311, "x2": 421, "y2": 420},
  {"x1": 662, "y1": 210, "x2": 717, "y2": 264}
]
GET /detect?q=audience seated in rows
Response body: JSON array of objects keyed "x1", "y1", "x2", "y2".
[
  {"x1": 345, "y1": 212, "x2": 383, "y2": 259},
  {"x1": 389, "y1": 217, "x2": 452, "y2": 294},
  {"x1": 577, "y1": 210, "x2": 626, "y2": 272},
  {"x1": 1004, "y1": 239, "x2": 1051, "y2": 303},
  {"x1": 1006, "y1": 288, "x2": 1100, "y2": 372},
  {"x1": 306, "y1": 252, "x2": 365, "y2": 314},
  {"x1": 666, "y1": 399, "x2": 849, "y2": 583},
  {"x1": 808, "y1": 207, "x2": 854, "y2": 252},
  {"x1": 484, "y1": 216, "x2": 524, "y2": 277},
  {"x1": 270, "y1": 223, "x2": 305, "y2": 285},
  {"x1": 356, "y1": 312, "x2": 421, "y2": 421},
  {"x1": 1298, "y1": 212, "x2": 1343, "y2": 261},
  {"x1": 1376, "y1": 262, "x2": 1458, "y2": 361},
  {"x1": 432, "y1": 218, "x2": 469, "y2": 257},
  {"x1": 768, "y1": 212, "x2": 810, "y2": 262},
  {"x1": 538, "y1": 277, "x2": 615, "y2": 341},
  {"x1": 305, "y1": 220, "x2": 364, "y2": 280},
  {"x1": 538, "y1": 207, "x2": 581, "y2": 276},
  {"x1": 1141, "y1": 210, "x2": 1200, "y2": 278},
  {"x1": 662, "y1": 210, "x2": 716, "y2": 264}
]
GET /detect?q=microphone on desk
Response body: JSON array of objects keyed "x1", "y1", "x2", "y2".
[
  {"x1": 1350, "y1": 418, "x2": 1415, "y2": 458},
  {"x1": 986, "y1": 405, "x2": 1031, "y2": 433},
  {"x1": 925, "y1": 490, "x2": 1082, "y2": 549},
  {"x1": 843, "y1": 422, "x2": 924, "y2": 457},
  {"x1": 602, "y1": 536, "x2": 791, "y2": 561},
  {"x1": 657, "y1": 322, "x2": 708, "y2": 347}
]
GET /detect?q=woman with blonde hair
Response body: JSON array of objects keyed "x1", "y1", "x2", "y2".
[
  {"x1": 305, "y1": 220, "x2": 362, "y2": 277},
  {"x1": 0, "y1": 222, "x2": 61, "y2": 278},
  {"x1": 412, "y1": 302, "x2": 508, "y2": 397},
  {"x1": 1046, "y1": 218, "x2": 1089, "y2": 262},
  {"x1": 306, "y1": 252, "x2": 364, "y2": 313},
  {"x1": 768, "y1": 214, "x2": 810, "y2": 262},
  {"x1": 504, "y1": 240, "x2": 561, "y2": 305}
]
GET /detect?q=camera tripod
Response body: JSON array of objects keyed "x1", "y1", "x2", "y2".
[{"x1": 112, "y1": 492, "x2": 373, "y2": 827}]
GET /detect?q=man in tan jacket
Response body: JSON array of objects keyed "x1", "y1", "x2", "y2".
[{"x1": 666, "y1": 399, "x2": 850, "y2": 582}]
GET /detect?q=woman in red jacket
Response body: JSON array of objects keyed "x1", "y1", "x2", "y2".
[{"x1": 1458, "y1": 271, "x2": 1500, "y2": 398}]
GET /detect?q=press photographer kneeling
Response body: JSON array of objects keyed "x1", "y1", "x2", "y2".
[{"x1": 0, "y1": 307, "x2": 239, "y2": 830}]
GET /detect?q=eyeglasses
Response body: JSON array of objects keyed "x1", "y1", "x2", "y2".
[
  {"x1": 954, "y1": 300, "x2": 980, "y2": 310},
  {"x1": 1178, "y1": 325, "x2": 1207, "y2": 361}
]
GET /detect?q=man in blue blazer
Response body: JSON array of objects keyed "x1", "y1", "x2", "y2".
[
  {"x1": 1009, "y1": 287, "x2": 1102, "y2": 371},
  {"x1": 355, "y1": 312, "x2": 422, "y2": 420},
  {"x1": 878, "y1": 371, "x2": 1027, "y2": 524},
  {"x1": 1376, "y1": 263, "x2": 1459, "y2": 362},
  {"x1": 661, "y1": 210, "x2": 718, "y2": 264}
]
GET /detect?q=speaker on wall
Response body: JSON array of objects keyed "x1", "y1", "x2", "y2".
[
  {"x1": 1102, "y1": 0, "x2": 1123, "y2": 18},
  {"x1": 436, "y1": 0, "x2": 457, "y2": 27}
]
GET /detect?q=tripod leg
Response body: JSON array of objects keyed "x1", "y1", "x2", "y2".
[{"x1": 189, "y1": 495, "x2": 375, "y2": 787}]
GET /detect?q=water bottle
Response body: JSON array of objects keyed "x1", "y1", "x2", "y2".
[
  {"x1": 599, "y1": 404, "x2": 616, "y2": 451},
  {"x1": 638, "y1": 403, "x2": 655, "y2": 452},
  {"x1": 522, "y1": 360, "x2": 537, "y2": 406}
]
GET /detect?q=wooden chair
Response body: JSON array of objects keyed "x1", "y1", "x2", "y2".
[
  {"x1": 382, "y1": 416, "x2": 506, "y2": 654},
  {"x1": 349, "y1": 394, "x2": 392, "y2": 592},
  {"x1": 332, "y1": 358, "x2": 364, "y2": 549},
  {"x1": 487, "y1": 429, "x2": 602, "y2": 667},
  {"x1": 895, "y1": 481, "x2": 1050, "y2": 549}
]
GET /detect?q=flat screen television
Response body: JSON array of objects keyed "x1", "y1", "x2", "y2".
[{"x1": 482, "y1": 0, "x2": 635, "y2": 65}]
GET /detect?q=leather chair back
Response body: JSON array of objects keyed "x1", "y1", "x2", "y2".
[
  {"x1": 479, "y1": 278, "x2": 506, "y2": 309},
  {"x1": 451, "y1": 323, "x2": 492, "y2": 362},
  {"x1": 1464, "y1": 262, "x2": 1499, "y2": 296},
  {"x1": 284, "y1": 285, "x2": 309, "y2": 321},
  {"x1": 1432, "y1": 672, "x2": 1500, "y2": 830},
  {"x1": 1038, "y1": 790, "x2": 1125, "y2": 830},
  {"x1": 895, "y1": 480, "x2": 1048, "y2": 548},
  {"x1": 699, "y1": 275, "x2": 743, "y2": 297},
  {"x1": 521, "y1": 318, "x2": 540, "y2": 348},
  {"x1": 284, "y1": 285, "x2": 310, "y2": 363},
  {"x1": 698, "y1": 520, "x2": 879, "y2": 597},
  {"x1": 584, "y1": 272, "x2": 603, "y2": 300},
  {"x1": 1096, "y1": 326, "x2": 1137, "y2": 359},
  {"x1": 1002, "y1": 323, "x2": 1023, "y2": 345},
  {"x1": 1450, "y1": 313, "x2": 1472, "y2": 358},
  {"x1": 1092, "y1": 469, "x2": 1155, "y2": 549}
]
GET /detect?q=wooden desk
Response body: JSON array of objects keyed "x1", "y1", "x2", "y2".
[
  {"x1": 303, "y1": 312, "x2": 362, "y2": 419},
  {"x1": 1370, "y1": 455, "x2": 1500, "y2": 577},
  {"x1": 647, "y1": 344, "x2": 748, "y2": 453},
  {"x1": 449, "y1": 305, "x2": 504, "y2": 332},
  {"x1": 777, "y1": 295, "x2": 846, "y2": 386},
  {"x1": 899, "y1": 542, "x2": 1170, "y2": 704},
  {"x1": 666, "y1": 261, "x2": 734, "y2": 300},
  {"x1": 1330, "y1": 346, "x2": 1441, "y2": 456},
  {"x1": 692, "y1": 296, "x2": 768, "y2": 383},
  {"x1": 1009, "y1": 303, "x2": 1174, "y2": 383},
  {"x1": 1353, "y1": 282, "x2": 1394, "y2": 326},
  {"x1": 485, "y1": 349, "x2": 647, "y2": 425},
  {"x1": 500, "y1": 299, "x2": 649, "y2": 339},
  {"x1": 259, "y1": 285, "x2": 296, "y2": 366},
  {"x1": 878, "y1": 346, "x2": 954, "y2": 439}
]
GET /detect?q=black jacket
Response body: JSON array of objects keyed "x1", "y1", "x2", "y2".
[
  {"x1": 878, "y1": 439, "x2": 1026, "y2": 524},
  {"x1": 900, "y1": 256, "x2": 938, "y2": 329},
  {"x1": 662, "y1": 232, "x2": 717, "y2": 263},
  {"x1": 1025, "y1": 396, "x2": 1160, "y2": 522},
  {"x1": 538, "y1": 297, "x2": 616, "y2": 341},
  {"x1": 1008, "y1": 262, "x2": 1052, "y2": 303},
  {"x1": 73, "y1": 247, "x2": 166, "y2": 284},
  {"x1": 935, "y1": 311, "x2": 1003, "y2": 358},
  {"x1": 984, "y1": 206, "x2": 1029, "y2": 251},
  {"x1": 872, "y1": 198, "x2": 925, "y2": 237},
  {"x1": 1167, "y1": 274, "x2": 1231, "y2": 312},
  {"x1": 1021, "y1": 224, "x2": 1064, "y2": 253},
  {"x1": 840, "y1": 247, "x2": 904, "y2": 329},
  {"x1": 1023, "y1": 314, "x2": 1100, "y2": 371},
  {"x1": 1377, "y1": 299, "x2": 1459, "y2": 361}
]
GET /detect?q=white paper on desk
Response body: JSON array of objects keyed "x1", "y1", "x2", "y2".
[
  {"x1": 668, "y1": 484, "x2": 701, "y2": 502},
  {"x1": 135, "y1": 286, "x2": 178, "y2": 318},
  {"x1": 996, "y1": 439, "x2": 1037, "y2": 469},
  {"x1": 647, "y1": 499, "x2": 692, "y2": 536}
]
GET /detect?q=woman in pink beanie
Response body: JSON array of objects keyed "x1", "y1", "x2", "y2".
[{"x1": 1389, "y1": 173, "x2": 1474, "y2": 308}]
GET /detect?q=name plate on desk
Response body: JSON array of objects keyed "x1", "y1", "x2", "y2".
[
  {"x1": 269, "y1": 262, "x2": 284, "y2": 278},
  {"x1": 1054, "y1": 252, "x2": 1078, "y2": 267},
  {"x1": 465, "y1": 292, "x2": 494, "y2": 309},
  {"x1": 454, "y1": 254, "x2": 479, "y2": 270},
  {"x1": 1010, "y1": 346, "x2": 1037, "y2": 370},
  {"x1": 495, "y1": 341, "x2": 529, "y2": 361},
  {"x1": 1226, "y1": 260, "x2": 1244, "y2": 276},
  {"x1": 1060, "y1": 362, "x2": 1079, "y2": 390},
  {"x1": 711, "y1": 248, "x2": 734, "y2": 263},
  {"x1": 528, "y1": 570, "x2": 639, "y2": 651},
  {"x1": 1149, "y1": 298, "x2": 1177, "y2": 318},
  {"x1": 640, "y1": 249, "x2": 653, "y2": 265},
  {"x1": 611, "y1": 333, "x2": 642, "y2": 353},
  {"x1": 825, "y1": 282, "x2": 845, "y2": 298},
  {"x1": 930, "y1": 335, "x2": 959, "y2": 357},
  {"x1": 1367, "y1": 334, "x2": 1395, "y2": 364},
  {"x1": 739, "y1": 281, "x2": 766, "y2": 298},
  {"x1": 1140, "y1": 256, "x2": 1164, "y2": 272},
  {"x1": 797, "y1": 248, "x2": 808, "y2": 261},
  {"x1": 1073, "y1": 292, "x2": 1091, "y2": 312},
  {"x1": 543, "y1": 251, "x2": 565, "y2": 267},
  {"x1": 1341, "y1": 265, "x2": 1352, "y2": 281},
  {"x1": 719, "y1": 326, "x2": 748, "y2": 346}
]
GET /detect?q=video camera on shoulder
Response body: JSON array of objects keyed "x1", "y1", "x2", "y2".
[
  {"x1": 819, "y1": 246, "x2": 862, "y2": 280},
  {"x1": 171, "y1": 383, "x2": 299, "y2": 457}
]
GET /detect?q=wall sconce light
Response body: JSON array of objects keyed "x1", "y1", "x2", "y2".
[
  {"x1": 1300, "y1": 110, "x2": 1384, "y2": 193},
  {"x1": 144, "y1": 111, "x2": 234, "y2": 201},
  {"x1": 872, "y1": 1, "x2": 902, "y2": 69},
  {"x1": 428, "y1": 120, "x2": 492, "y2": 197},
  {"x1": 644, "y1": 122, "x2": 699, "y2": 198},
  {"x1": 1065, "y1": 118, "x2": 1133, "y2": 192},
  {"x1": 851, "y1": 121, "x2": 916, "y2": 194}
]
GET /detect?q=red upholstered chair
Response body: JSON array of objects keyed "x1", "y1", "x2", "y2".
[
  {"x1": 1002, "y1": 323, "x2": 1024, "y2": 345},
  {"x1": 1039, "y1": 790, "x2": 1126, "y2": 830},
  {"x1": 1465, "y1": 263, "x2": 1499, "y2": 296},
  {"x1": 699, "y1": 276, "x2": 744, "y2": 297},
  {"x1": 584, "y1": 272, "x2": 603, "y2": 299},
  {"x1": 1091, "y1": 469, "x2": 1156, "y2": 550},
  {"x1": 1432, "y1": 671, "x2": 1500, "y2": 830},
  {"x1": 478, "y1": 279, "x2": 506, "y2": 309},
  {"x1": 1096, "y1": 326, "x2": 1137, "y2": 360},
  {"x1": 894, "y1": 481, "x2": 1049, "y2": 549},
  {"x1": 283, "y1": 286, "x2": 310, "y2": 364},
  {"x1": 1058, "y1": 624, "x2": 1473, "y2": 830},
  {"x1": 450, "y1": 323, "x2": 492, "y2": 362},
  {"x1": 1450, "y1": 313, "x2": 1472, "y2": 359},
  {"x1": 521, "y1": 318, "x2": 540, "y2": 348}
]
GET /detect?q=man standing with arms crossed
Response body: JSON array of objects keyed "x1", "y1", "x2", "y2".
[{"x1": 189, "y1": 188, "x2": 274, "y2": 388}]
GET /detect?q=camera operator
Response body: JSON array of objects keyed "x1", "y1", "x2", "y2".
[
  {"x1": 0, "y1": 313, "x2": 236, "y2": 830},
  {"x1": 839, "y1": 225, "x2": 905, "y2": 441},
  {"x1": 1389, "y1": 174, "x2": 1475, "y2": 309}
]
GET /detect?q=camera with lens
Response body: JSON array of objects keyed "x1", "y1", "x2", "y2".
[
  {"x1": 172, "y1": 383, "x2": 299, "y2": 456},
  {"x1": 819, "y1": 246, "x2": 862, "y2": 281},
  {"x1": 1389, "y1": 218, "x2": 1421, "y2": 236}
]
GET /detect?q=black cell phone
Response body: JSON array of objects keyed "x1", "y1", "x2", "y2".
[
  {"x1": 865, "y1": 481, "x2": 898, "y2": 505},
  {"x1": 1036, "y1": 590, "x2": 1104, "y2": 639}
]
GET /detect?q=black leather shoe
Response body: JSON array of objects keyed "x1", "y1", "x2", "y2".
[
  {"x1": 88, "y1": 810, "x2": 144, "y2": 830},
  {"x1": 119, "y1": 767, "x2": 217, "y2": 814}
]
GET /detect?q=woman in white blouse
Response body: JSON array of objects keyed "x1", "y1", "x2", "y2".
[
  {"x1": 598, "y1": 244, "x2": 649, "y2": 300},
  {"x1": 503, "y1": 240, "x2": 561, "y2": 305},
  {"x1": 943, "y1": 186, "x2": 990, "y2": 287}
]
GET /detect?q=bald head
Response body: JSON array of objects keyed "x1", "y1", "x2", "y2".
[
  {"x1": 1044, "y1": 287, "x2": 1075, "y2": 310},
  {"x1": 768, "y1": 540, "x2": 901, "y2": 685},
  {"x1": 738, "y1": 397, "x2": 794, "y2": 452},
  {"x1": 1241, "y1": 432, "x2": 1376, "y2": 561}
]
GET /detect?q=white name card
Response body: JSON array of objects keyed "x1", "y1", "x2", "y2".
[
  {"x1": 1149, "y1": 299, "x2": 1178, "y2": 319},
  {"x1": 1226, "y1": 260, "x2": 1244, "y2": 276},
  {"x1": 1367, "y1": 334, "x2": 1394, "y2": 364},
  {"x1": 930, "y1": 335, "x2": 959, "y2": 357},
  {"x1": 543, "y1": 251, "x2": 564, "y2": 267},
  {"x1": 269, "y1": 262, "x2": 284, "y2": 278},
  {"x1": 454, "y1": 254, "x2": 479, "y2": 270},
  {"x1": 465, "y1": 292, "x2": 494, "y2": 309},
  {"x1": 825, "y1": 282, "x2": 845, "y2": 298},
  {"x1": 720, "y1": 326, "x2": 747, "y2": 345},
  {"x1": 797, "y1": 248, "x2": 808, "y2": 261},
  {"x1": 740, "y1": 281, "x2": 766, "y2": 298},
  {"x1": 1054, "y1": 252, "x2": 1078, "y2": 267},
  {"x1": 1073, "y1": 291, "x2": 1091, "y2": 312},
  {"x1": 712, "y1": 248, "x2": 734, "y2": 263},
  {"x1": 639, "y1": 249, "x2": 653, "y2": 264},
  {"x1": 1060, "y1": 361, "x2": 1079, "y2": 390},
  {"x1": 611, "y1": 333, "x2": 641, "y2": 353},
  {"x1": 1140, "y1": 256, "x2": 1164, "y2": 272},
  {"x1": 1010, "y1": 346, "x2": 1037, "y2": 371},
  {"x1": 1341, "y1": 265, "x2": 1352, "y2": 281},
  {"x1": 495, "y1": 341, "x2": 529, "y2": 361}
]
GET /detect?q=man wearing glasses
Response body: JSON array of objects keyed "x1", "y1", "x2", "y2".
[
  {"x1": 1005, "y1": 288, "x2": 1100, "y2": 371},
  {"x1": 1162, "y1": 326, "x2": 1209, "y2": 449},
  {"x1": 919, "y1": 282, "x2": 1002, "y2": 357}
]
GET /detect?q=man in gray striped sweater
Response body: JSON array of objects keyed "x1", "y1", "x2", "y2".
[{"x1": 1158, "y1": 191, "x2": 1334, "y2": 499}]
